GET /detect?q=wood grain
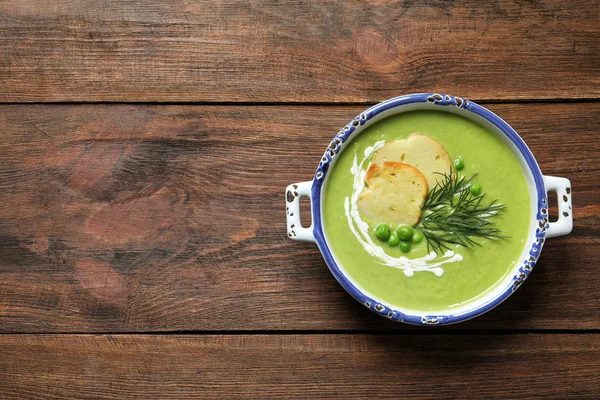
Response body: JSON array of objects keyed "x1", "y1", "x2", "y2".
[
  {"x1": 1, "y1": 334, "x2": 599, "y2": 399},
  {"x1": 0, "y1": 103, "x2": 598, "y2": 332},
  {"x1": 1, "y1": 0, "x2": 599, "y2": 102}
]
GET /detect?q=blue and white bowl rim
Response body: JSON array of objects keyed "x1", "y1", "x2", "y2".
[{"x1": 310, "y1": 93, "x2": 549, "y2": 325}]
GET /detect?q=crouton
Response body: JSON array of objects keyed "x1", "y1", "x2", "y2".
[
  {"x1": 372, "y1": 134, "x2": 453, "y2": 187},
  {"x1": 357, "y1": 162, "x2": 428, "y2": 226}
]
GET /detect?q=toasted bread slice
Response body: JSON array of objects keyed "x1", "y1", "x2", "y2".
[
  {"x1": 372, "y1": 134, "x2": 453, "y2": 187},
  {"x1": 358, "y1": 162, "x2": 428, "y2": 226}
]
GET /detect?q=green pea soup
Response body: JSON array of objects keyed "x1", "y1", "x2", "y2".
[{"x1": 322, "y1": 110, "x2": 531, "y2": 313}]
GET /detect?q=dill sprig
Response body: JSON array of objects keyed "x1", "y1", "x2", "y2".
[{"x1": 418, "y1": 170, "x2": 507, "y2": 255}]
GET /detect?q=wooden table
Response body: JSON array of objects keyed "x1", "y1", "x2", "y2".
[{"x1": 1, "y1": 1, "x2": 599, "y2": 398}]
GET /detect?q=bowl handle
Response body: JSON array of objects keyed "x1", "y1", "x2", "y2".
[
  {"x1": 285, "y1": 181, "x2": 316, "y2": 243},
  {"x1": 543, "y1": 176, "x2": 573, "y2": 238}
]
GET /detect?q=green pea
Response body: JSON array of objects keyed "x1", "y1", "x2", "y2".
[
  {"x1": 375, "y1": 223, "x2": 391, "y2": 240},
  {"x1": 454, "y1": 158, "x2": 465, "y2": 171},
  {"x1": 470, "y1": 184, "x2": 482, "y2": 196},
  {"x1": 396, "y1": 225, "x2": 414, "y2": 241},
  {"x1": 387, "y1": 232, "x2": 400, "y2": 247},
  {"x1": 412, "y1": 230, "x2": 424, "y2": 244},
  {"x1": 399, "y1": 241, "x2": 411, "y2": 253}
]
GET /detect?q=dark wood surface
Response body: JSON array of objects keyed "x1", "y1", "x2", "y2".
[
  {"x1": 0, "y1": 103, "x2": 598, "y2": 333},
  {"x1": 1, "y1": 0, "x2": 599, "y2": 102},
  {"x1": 2, "y1": 334, "x2": 599, "y2": 399},
  {"x1": 1, "y1": 0, "x2": 599, "y2": 398}
]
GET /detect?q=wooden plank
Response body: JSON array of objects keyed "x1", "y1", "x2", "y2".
[
  {"x1": 0, "y1": 103, "x2": 598, "y2": 332},
  {"x1": 0, "y1": 1, "x2": 599, "y2": 102},
  {"x1": 1, "y1": 334, "x2": 599, "y2": 399}
]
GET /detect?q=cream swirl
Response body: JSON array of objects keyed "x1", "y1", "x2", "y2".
[{"x1": 344, "y1": 141, "x2": 462, "y2": 277}]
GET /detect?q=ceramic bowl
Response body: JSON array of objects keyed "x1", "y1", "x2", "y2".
[{"x1": 285, "y1": 93, "x2": 573, "y2": 325}]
